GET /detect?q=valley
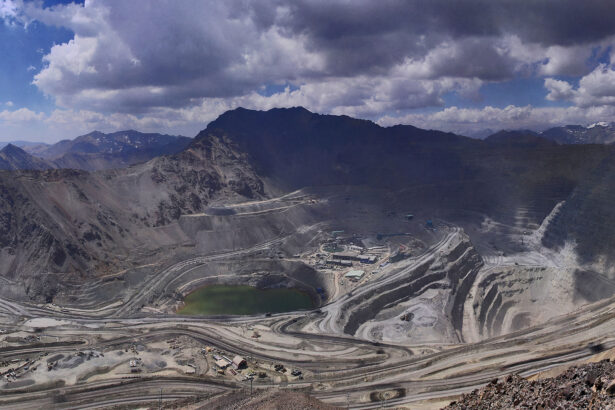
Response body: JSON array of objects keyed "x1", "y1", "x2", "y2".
[
  {"x1": 1, "y1": 198, "x2": 614, "y2": 408},
  {"x1": 1, "y1": 108, "x2": 615, "y2": 408}
]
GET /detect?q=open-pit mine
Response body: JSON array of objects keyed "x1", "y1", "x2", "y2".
[{"x1": 1, "y1": 108, "x2": 615, "y2": 409}]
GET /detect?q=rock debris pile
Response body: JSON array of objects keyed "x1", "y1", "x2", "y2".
[{"x1": 445, "y1": 359, "x2": 615, "y2": 409}]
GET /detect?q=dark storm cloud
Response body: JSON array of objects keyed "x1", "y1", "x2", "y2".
[
  {"x1": 275, "y1": 0, "x2": 615, "y2": 76},
  {"x1": 288, "y1": 0, "x2": 615, "y2": 45}
]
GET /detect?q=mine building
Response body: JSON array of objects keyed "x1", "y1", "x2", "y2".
[
  {"x1": 331, "y1": 251, "x2": 359, "y2": 260},
  {"x1": 358, "y1": 255, "x2": 377, "y2": 264},
  {"x1": 215, "y1": 359, "x2": 229, "y2": 369},
  {"x1": 344, "y1": 269, "x2": 365, "y2": 281},
  {"x1": 232, "y1": 355, "x2": 247, "y2": 369},
  {"x1": 326, "y1": 259, "x2": 352, "y2": 267}
]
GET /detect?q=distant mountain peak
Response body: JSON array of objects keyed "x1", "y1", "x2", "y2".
[
  {"x1": 1, "y1": 143, "x2": 22, "y2": 153},
  {"x1": 232, "y1": 105, "x2": 311, "y2": 114},
  {"x1": 25, "y1": 130, "x2": 192, "y2": 170},
  {"x1": 485, "y1": 129, "x2": 555, "y2": 146},
  {"x1": 0, "y1": 143, "x2": 55, "y2": 171},
  {"x1": 203, "y1": 106, "x2": 381, "y2": 137},
  {"x1": 540, "y1": 123, "x2": 615, "y2": 144},
  {"x1": 0, "y1": 143, "x2": 41, "y2": 158},
  {"x1": 588, "y1": 121, "x2": 613, "y2": 129}
]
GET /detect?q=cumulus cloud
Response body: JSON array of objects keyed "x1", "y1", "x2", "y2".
[
  {"x1": 544, "y1": 65, "x2": 615, "y2": 107},
  {"x1": 0, "y1": 107, "x2": 45, "y2": 123},
  {"x1": 30, "y1": 1, "x2": 327, "y2": 112},
  {"x1": 539, "y1": 45, "x2": 594, "y2": 77},
  {"x1": 2, "y1": 0, "x2": 615, "y2": 139},
  {"x1": 575, "y1": 65, "x2": 615, "y2": 106},
  {"x1": 545, "y1": 78, "x2": 576, "y2": 101},
  {"x1": 379, "y1": 105, "x2": 615, "y2": 135},
  {"x1": 0, "y1": 106, "x2": 200, "y2": 141},
  {"x1": 19, "y1": 1, "x2": 615, "y2": 115},
  {"x1": 0, "y1": 0, "x2": 18, "y2": 24}
]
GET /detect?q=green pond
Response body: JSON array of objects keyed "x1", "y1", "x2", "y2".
[{"x1": 178, "y1": 285, "x2": 315, "y2": 315}]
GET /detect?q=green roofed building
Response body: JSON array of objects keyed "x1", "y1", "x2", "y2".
[{"x1": 344, "y1": 269, "x2": 365, "y2": 281}]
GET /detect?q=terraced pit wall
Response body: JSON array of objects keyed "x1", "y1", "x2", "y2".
[{"x1": 339, "y1": 234, "x2": 483, "y2": 340}]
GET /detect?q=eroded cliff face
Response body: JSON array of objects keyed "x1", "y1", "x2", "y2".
[
  {"x1": 460, "y1": 266, "x2": 615, "y2": 342},
  {"x1": 542, "y1": 153, "x2": 615, "y2": 278},
  {"x1": 148, "y1": 135, "x2": 265, "y2": 225}
]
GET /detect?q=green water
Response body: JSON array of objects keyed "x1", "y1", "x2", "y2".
[{"x1": 178, "y1": 285, "x2": 315, "y2": 315}]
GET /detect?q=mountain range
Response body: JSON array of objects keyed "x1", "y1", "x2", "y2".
[
  {"x1": 0, "y1": 130, "x2": 191, "y2": 171},
  {"x1": 540, "y1": 122, "x2": 615, "y2": 144},
  {"x1": 0, "y1": 144, "x2": 55, "y2": 171},
  {"x1": 1, "y1": 107, "x2": 615, "y2": 302},
  {"x1": 3, "y1": 121, "x2": 615, "y2": 174},
  {"x1": 479, "y1": 122, "x2": 615, "y2": 144}
]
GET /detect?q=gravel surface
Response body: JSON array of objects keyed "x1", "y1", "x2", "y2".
[{"x1": 191, "y1": 389, "x2": 340, "y2": 410}]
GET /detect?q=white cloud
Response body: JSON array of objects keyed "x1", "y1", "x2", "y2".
[
  {"x1": 398, "y1": 37, "x2": 519, "y2": 81},
  {"x1": 2, "y1": 0, "x2": 615, "y2": 140},
  {"x1": 575, "y1": 64, "x2": 615, "y2": 106},
  {"x1": 4, "y1": 101, "x2": 14, "y2": 107},
  {"x1": 30, "y1": 1, "x2": 324, "y2": 112},
  {"x1": 0, "y1": 107, "x2": 45, "y2": 123},
  {"x1": 539, "y1": 45, "x2": 593, "y2": 77},
  {"x1": 0, "y1": 0, "x2": 17, "y2": 24},
  {"x1": 544, "y1": 64, "x2": 615, "y2": 107},
  {"x1": 20, "y1": 1, "x2": 615, "y2": 120},
  {"x1": 544, "y1": 78, "x2": 575, "y2": 101},
  {"x1": 2, "y1": 99, "x2": 615, "y2": 144},
  {"x1": 379, "y1": 105, "x2": 615, "y2": 135}
]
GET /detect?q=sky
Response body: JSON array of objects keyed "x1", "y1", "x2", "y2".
[{"x1": 2, "y1": 0, "x2": 615, "y2": 142}]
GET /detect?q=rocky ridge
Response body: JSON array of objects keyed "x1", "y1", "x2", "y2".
[
  {"x1": 1, "y1": 130, "x2": 192, "y2": 171},
  {"x1": 2, "y1": 107, "x2": 615, "y2": 311},
  {"x1": 0, "y1": 134, "x2": 264, "y2": 301},
  {"x1": 0, "y1": 144, "x2": 55, "y2": 171},
  {"x1": 541, "y1": 122, "x2": 615, "y2": 145},
  {"x1": 444, "y1": 358, "x2": 615, "y2": 409}
]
